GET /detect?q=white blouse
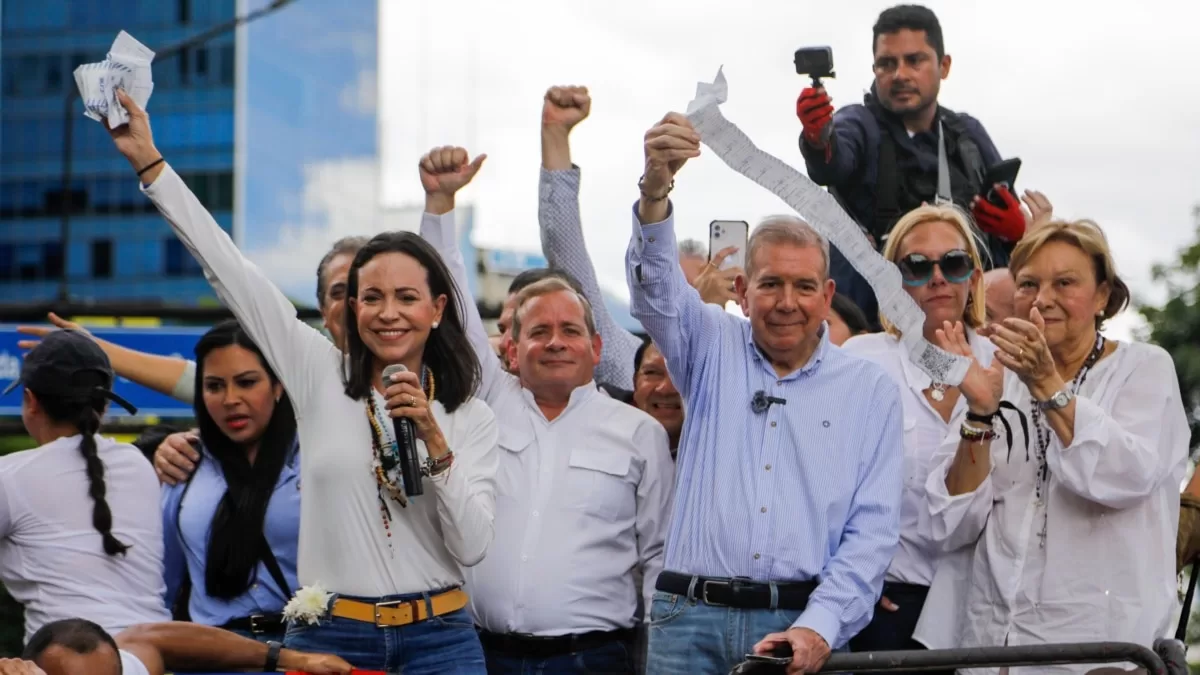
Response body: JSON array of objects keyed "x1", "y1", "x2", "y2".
[
  {"x1": 142, "y1": 165, "x2": 500, "y2": 597},
  {"x1": 842, "y1": 329, "x2": 996, "y2": 587},
  {"x1": 918, "y1": 340, "x2": 1187, "y2": 675}
]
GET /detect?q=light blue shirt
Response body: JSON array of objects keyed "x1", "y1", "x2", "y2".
[
  {"x1": 625, "y1": 204, "x2": 904, "y2": 649},
  {"x1": 160, "y1": 438, "x2": 300, "y2": 627}
]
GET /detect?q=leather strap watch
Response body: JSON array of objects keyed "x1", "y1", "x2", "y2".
[
  {"x1": 1038, "y1": 388, "x2": 1075, "y2": 411},
  {"x1": 264, "y1": 640, "x2": 282, "y2": 671}
]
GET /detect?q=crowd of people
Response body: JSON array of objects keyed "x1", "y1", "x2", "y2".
[{"x1": 0, "y1": 4, "x2": 1192, "y2": 675}]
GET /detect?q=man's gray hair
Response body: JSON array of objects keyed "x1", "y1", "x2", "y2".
[
  {"x1": 677, "y1": 238, "x2": 707, "y2": 258},
  {"x1": 746, "y1": 215, "x2": 830, "y2": 279}
]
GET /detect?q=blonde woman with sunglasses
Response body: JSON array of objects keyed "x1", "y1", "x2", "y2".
[{"x1": 841, "y1": 203, "x2": 992, "y2": 671}]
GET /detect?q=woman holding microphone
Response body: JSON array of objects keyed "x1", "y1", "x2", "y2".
[{"x1": 103, "y1": 89, "x2": 499, "y2": 674}]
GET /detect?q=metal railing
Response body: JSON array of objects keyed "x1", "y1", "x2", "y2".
[{"x1": 731, "y1": 639, "x2": 1188, "y2": 674}]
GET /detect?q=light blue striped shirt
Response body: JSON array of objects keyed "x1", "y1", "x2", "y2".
[{"x1": 625, "y1": 204, "x2": 904, "y2": 649}]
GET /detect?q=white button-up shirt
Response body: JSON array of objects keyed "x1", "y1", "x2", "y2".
[
  {"x1": 422, "y1": 209, "x2": 675, "y2": 636},
  {"x1": 919, "y1": 341, "x2": 1187, "y2": 674},
  {"x1": 843, "y1": 329, "x2": 996, "y2": 586}
]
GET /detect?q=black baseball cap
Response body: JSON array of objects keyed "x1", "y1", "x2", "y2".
[{"x1": 2, "y1": 329, "x2": 137, "y2": 415}]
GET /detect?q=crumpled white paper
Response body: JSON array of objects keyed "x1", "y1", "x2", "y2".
[{"x1": 73, "y1": 31, "x2": 156, "y2": 128}]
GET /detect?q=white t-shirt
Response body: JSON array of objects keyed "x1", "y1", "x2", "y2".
[
  {"x1": 120, "y1": 649, "x2": 152, "y2": 675},
  {"x1": 0, "y1": 435, "x2": 170, "y2": 643}
]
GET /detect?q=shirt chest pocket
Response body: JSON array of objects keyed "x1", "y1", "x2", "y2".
[{"x1": 564, "y1": 448, "x2": 638, "y2": 521}]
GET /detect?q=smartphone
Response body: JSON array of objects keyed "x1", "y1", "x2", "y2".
[
  {"x1": 709, "y1": 220, "x2": 749, "y2": 271},
  {"x1": 982, "y1": 158, "x2": 1022, "y2": 208}
]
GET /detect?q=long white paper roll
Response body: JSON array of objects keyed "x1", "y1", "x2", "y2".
[{"x1": 684, "y1": 67, "x2": 970, "y2": 384}]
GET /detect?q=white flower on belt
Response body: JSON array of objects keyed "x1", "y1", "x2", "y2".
[{"x1": 282, "y1": 583, "x2": 333, "y2": 625}]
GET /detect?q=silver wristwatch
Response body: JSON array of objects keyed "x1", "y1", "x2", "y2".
[{"x1": 1038, "y1": 388, "x2": 1075, "y2": 411}]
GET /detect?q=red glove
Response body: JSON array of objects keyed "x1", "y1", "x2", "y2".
[
  {"x1": 972, "y1": 185, "x2": 1026, "y2": 242},
  {"x1": 796, "y1": 87, "x2": 833, "y2": 148}
]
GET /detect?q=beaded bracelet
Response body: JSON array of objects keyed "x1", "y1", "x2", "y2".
[{"x1": 960, "y1": 422, "x2": 997, "y2": 443}]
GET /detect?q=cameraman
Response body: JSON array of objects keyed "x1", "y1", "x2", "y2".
[{"x1": 797, "y1": 4, "x2": 1026, "y2": 329}]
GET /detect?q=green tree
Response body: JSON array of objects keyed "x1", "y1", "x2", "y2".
[{"x1": 1139, "y1": 204, "x2": 1200, "y2": 453}]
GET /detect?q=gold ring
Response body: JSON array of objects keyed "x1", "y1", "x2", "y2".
[
  {"x1": 408, "y1": 394, "x2": 416, "y2": 407},
  {"x1": 1018, "y1": 348, "x2": 1024, "y2": 358}
]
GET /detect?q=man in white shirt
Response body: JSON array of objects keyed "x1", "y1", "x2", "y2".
[
  {"x1": 417, "y1": 146, "x2": 675, "y2": 675},
  {"x1": 9, "y1": 617, "x2": 350, "y2": 675}
]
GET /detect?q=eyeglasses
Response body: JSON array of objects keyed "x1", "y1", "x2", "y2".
[{"x1": 898, "y1": 249, "x2": 974, "y2": 287}]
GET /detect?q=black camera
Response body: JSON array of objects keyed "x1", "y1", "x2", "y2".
[{"x1": 794, "y1": 46, "x2": 835, "y2": 87}]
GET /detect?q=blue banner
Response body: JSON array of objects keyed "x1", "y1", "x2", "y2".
[{"x1": 0, "y1": 324, "x2": 206, "y2": 418}]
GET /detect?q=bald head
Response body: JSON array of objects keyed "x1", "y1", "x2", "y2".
[{"x1": 983, "y1": 268, "x2": 1016, "y2": 323}]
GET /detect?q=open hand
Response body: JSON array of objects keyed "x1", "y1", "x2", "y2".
[
  {"x1": 16, "y1": 312, "x2": 89, "y2": 353},
  {"x1": 282, "y1": 651, "x2": 353, "y2": 674},
  {"x1": 0, "y1": 659, "x2": 47, "y2": 675},
  {"x1": 935, "y1": 320, "x2": 1005, "y2": 415},
  {"x1": 1021, "y1": 190, "x2": 1053, "y2": 230},
  {"x1": 542, "y1": 85, "x2": 590, "y2": 131},
  {"x1": 985, "y1": 309, "x2": 1059, "y2": 394},
  {"x1": 692, "y1": 246, "x2": 742, "y2": 306},
  {"x1": 419, "y1": 146, "x2": 486, "y2": 197}
]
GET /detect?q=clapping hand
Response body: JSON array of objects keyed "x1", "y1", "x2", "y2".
[
  {"x1": 935, "y1": 320, "x2": 1005, "y2": 415},
  {"x1": 982, "y1": 308, "x2": 1060, "y2": 396}
]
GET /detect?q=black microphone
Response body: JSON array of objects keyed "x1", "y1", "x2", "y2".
[
  {"x1": 751, "y1": 390, "x2": 788, "y2": 414},
  {"x1": 382, "y1": 363, "x2": 423, "y2": 497}
]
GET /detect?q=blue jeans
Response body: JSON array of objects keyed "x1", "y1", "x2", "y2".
[
  {"x1": 283, "y1": 591, "x2": 486, "y2": 674},
  {"x1": 484, "y1": 640, "x2": 634, "y2": 674},
  {"x1": 644, "y1": 591, "x2": 806, "y2": 674}
]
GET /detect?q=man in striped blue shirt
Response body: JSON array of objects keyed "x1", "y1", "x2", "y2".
[{"x1": 626, "y1": 112, "x2": 904, "y2": 675}]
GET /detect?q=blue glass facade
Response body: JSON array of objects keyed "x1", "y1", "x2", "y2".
[
  {"x1": 1, "y1": 0, "x2": 379, "y2": 308},
  {"x1": 0, "y1": 0, "x2": 237, "y2": 304}
]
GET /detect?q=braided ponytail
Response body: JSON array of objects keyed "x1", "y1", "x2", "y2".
[{"x1": 76, "y1": 397, "x2": 129, "y2": 557}]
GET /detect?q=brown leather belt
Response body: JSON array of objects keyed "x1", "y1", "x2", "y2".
[{"x1": 330, "y1": 588, "x2": 469, "y2": 627}]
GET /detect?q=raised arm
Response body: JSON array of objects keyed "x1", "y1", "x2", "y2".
[
  {"x1": 798, "y1": 102, "x2": 871, "y2": 187},
  {"x1": 625, "y1": 112, "x2": 728, "y2": 399},
  {"x1": 416, "y1": 146, "x2": 514, "y2": 406},
  {"x1": 109, "y1": 89, "x2": 335, "y2": 412},
  {"x1": 538, "y1": 86, "x2": 642, "y2": 388},
  {"x1": 116, "y1": 621, "x2": 352, "y2": 675},
  {"x1": 17, "y1": 314, "x2": 195, "y2": 404}
]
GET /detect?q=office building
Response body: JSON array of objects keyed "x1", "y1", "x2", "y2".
[{"x1": 0, "y1": 0, "x2": 378, "y2": 307}]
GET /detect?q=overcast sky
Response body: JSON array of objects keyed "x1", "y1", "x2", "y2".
[{"x1": 256, "y1": 0, "x2": 1200, "y2": 340}]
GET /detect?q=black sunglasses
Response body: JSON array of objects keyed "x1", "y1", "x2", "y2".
[{"x1": 898, "y1": 249, "x2": 974, "y2": 287}]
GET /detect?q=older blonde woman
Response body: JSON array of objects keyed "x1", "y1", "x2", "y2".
[
  {"x1": 923, "y1": 220, "x2": 1187, "y2": 674},
  {"x1": 842, "y1": 204, "x2": 991, "y2": 672}
]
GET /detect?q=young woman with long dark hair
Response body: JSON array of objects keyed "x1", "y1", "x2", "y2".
[
  {"x1": 0, "y1": 330, "x2": 169, "y2": 643},
  {"x1": 161, "y1": 320, "x2": 299, "y2": 644},
  {"x1": 105, "y1": 88, "x2": 498, "y2": 673}
]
